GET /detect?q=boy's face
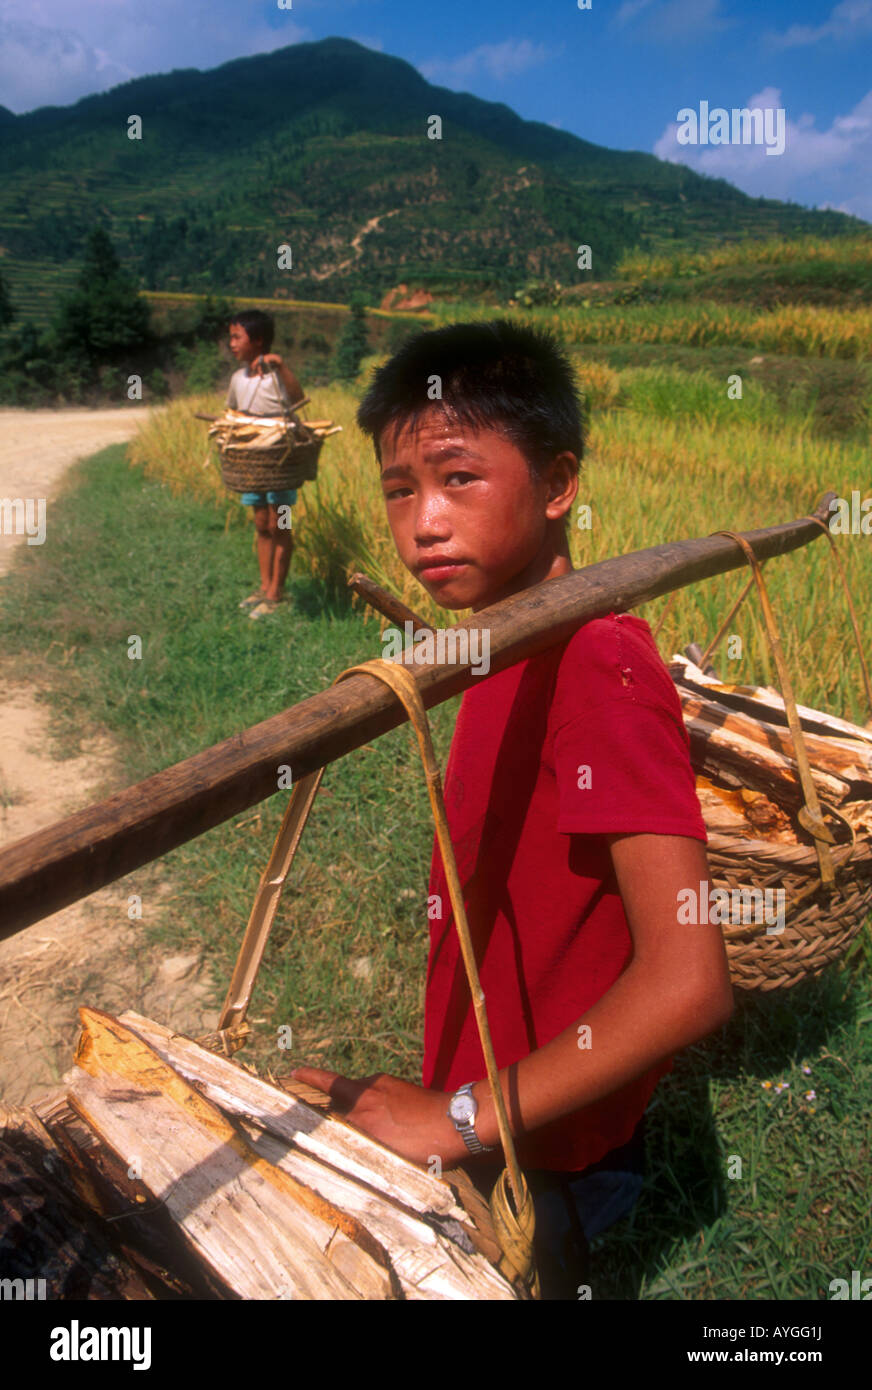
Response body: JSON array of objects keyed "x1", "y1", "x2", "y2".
[
  {"x1": 379, "y1": 407, "x2": 578, "y2": 612},
  {"x1": 229, "y1": 323, "x2": 262, "y2": 364}
]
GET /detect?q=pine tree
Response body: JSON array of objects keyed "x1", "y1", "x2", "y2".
[
  {"x1": 330, "y1": 291, "x2": 370, "y2": 381},
  {"x1": 51, "y1": 224, "x2": 151, "y2": 367}
]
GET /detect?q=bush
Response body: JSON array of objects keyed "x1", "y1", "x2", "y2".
[
  {"x1": 0, "y1": 270, "x2": 14, "y2": 330},
  {"x1": 574, "y1": 359, "x2": 621, "y2": 422},
  {"x1": 386, "y1": 319, "x2": 421, "y2": 354},
  {"x1": 146, "y1": 367, "x2": 171, "y2": 400},
  {"x1": 173, "y1": 341, "x2": 223, "y2": 393}
]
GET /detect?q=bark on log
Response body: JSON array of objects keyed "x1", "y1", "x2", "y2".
[
  {"x1": 671, "y1": 656, "x2": 872, "y2": 746},
  {"x1": 0, "y1": 1121, "x2": 154, "y2": 1300},
  {"x1": 679, "y1": 692, "x2": 872, "y2": 790}
]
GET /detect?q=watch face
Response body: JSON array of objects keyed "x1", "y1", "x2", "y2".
[{"x1": 450, "y1": 1094, "x2": 476, "y2": 1124}]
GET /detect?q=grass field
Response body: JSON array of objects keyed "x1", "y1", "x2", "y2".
[{"x1": 3, "y1": 250, "x2": 871, "y2": 1300}]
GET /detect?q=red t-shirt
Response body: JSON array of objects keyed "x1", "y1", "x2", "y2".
[{"x1": 422, "y1": 611, "x2": 707, "y2": 1172}]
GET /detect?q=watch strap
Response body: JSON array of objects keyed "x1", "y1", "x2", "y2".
[{"x1": 448, "y1": 1082, "x2": 496, "y2": 1154}]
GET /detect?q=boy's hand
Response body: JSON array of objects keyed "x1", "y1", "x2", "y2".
[
  {"x1": 288, "y1": 1066, "x2": 465, "y2": 1168},
  {"x1": 255, "y1": 353, "x2": 283, "y2": 374}
]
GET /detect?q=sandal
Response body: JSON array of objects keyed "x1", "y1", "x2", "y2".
[
  {"x1": 239, "y1": 590, "x2": 266, "y2": 611},
  {"x1": 248, "y1": 598, "x2": 284, "y2": 620}
]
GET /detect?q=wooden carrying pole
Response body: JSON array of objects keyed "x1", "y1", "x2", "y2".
[{"x1": 0, "y1": 494, "x2": 837, "y2": 941}]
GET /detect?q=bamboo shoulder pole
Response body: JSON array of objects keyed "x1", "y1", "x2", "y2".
[{"x1": 0, "y1": 495, "x2": 836, "y2": 940}]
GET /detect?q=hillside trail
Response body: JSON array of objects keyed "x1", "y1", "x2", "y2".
[{"x1": 0, "y1": 408, "x2": 218, "y2": 1108}]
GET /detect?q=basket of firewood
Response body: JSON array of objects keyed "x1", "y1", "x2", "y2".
[
  {"x1": 205, "y1": 403, "x2": 341, "y2": 494},
  {"x1": 672, "y1": 654, "x2": 872, "y2": 992}
]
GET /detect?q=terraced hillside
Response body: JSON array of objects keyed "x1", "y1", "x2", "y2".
[{"x1": 0, "y1": 38, "x2": 866, "y2": 315}]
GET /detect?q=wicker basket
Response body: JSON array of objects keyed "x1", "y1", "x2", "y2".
[
  {"x1": 219, "y1": 437, "x2": 323, "y2": 494},
  {"x1": 675, "y1": 525, "x2": 872, "y2": 993},
  {"x1": 706, "y1": 824, "x2": 872, "y2": 992}
]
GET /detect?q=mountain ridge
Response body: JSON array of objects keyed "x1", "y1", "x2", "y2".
[{"x1": 0, "y1": 37, "x2": 866, "y2": 312}]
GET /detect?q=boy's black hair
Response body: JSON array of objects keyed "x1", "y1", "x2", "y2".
[
  {"x1": 229, "y1": 309, "x2": 274, "y2": 353},
  {"x1": 356, "y1": 319, "x2": 584, "y2": 474}
]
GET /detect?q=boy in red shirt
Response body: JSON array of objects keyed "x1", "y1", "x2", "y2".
[{"x1": 292, "y1": 320, "x2": 734, "y2": 1296}]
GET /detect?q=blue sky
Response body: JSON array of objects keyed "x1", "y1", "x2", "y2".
[{"x1": 2, "y1": 0, "x2": 871, "y2": 221}]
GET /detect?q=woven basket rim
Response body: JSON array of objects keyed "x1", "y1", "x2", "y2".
[{"x1": 706, "y1": 827, "x2": 872, "y2": 868}]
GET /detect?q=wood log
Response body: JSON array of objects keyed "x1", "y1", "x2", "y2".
[
  {"x1": 66, "y1": 1009, "x2": 398, "y2": 1300},
  {"x1": 684, "y1": 714, "x2": 851, "y2": 806},
  {"x1": 0, "y1": 495, "x2": 836, "y2": 939},
  {"x1": 30, "y1": 1093, "x2": 231, "y2": 1298},
  {"x1": 238, "y1": 1125, "x2": 514, "y2": 1300},
  {"x1": 119, "y1": 1012, "x2": 468, "y2": 1223},
  {"x1": 695, "y1": 778, "x2": 796, "y2": 843},
  {"x1": 672, "y1": 656, "x2": 872, "y2": 746},
  {"x1": 0, "y1": 1120, "x2": 155, "y2": 1300},
  {"x1": 679, "y1": 691, "x2": 872, "y2": 790},
  {"x1": 113, "y1": 1014, "x2": 514, "y2": 1299}
]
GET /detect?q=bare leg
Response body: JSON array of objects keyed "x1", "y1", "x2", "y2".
[
  {"x1": 267, "y1": 504, "x2": 294, "y2": 601},
  {"x1": 252, "y1": 505, "x2": 273, "y2": 595}
]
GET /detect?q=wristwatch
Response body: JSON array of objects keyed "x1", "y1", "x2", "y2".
[{"x1": 447, "y1": 1082, "x2": 495, "y2": 1155}]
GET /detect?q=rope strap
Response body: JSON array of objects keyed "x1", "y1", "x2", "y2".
[
  {"x1": 211, "y1": 656, "x2": 539, "y2": 1296},
  {"x1": 713, "y1": 531, "x2": 837, "y2": 891}
]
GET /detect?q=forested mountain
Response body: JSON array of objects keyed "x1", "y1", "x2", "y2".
[{"x1": 0, "y1": 37, "x2": 865, "y2": 313}]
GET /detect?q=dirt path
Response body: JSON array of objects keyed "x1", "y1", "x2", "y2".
[{"x1": 0, "y1": 408, "x2": 218, "y2": 1106}]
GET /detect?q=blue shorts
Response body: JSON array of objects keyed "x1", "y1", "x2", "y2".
[{"x1": 241, "y1": 489, "x2": 298, "y2": 508}]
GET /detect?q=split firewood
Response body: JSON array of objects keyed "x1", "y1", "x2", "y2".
[
  {"x1": 119, "y1": 1013, "x2": 516, "y2": 1300},
  {"x1": 65, "y1": 1009, "x2": 398, "y2": 1300},
  {"x1": 679, "y1": 691, "x2": 872, "y2": 792},
  {"x1": 31, "y1": 1093, "x2": 229, "y2": 1298},
  {"x1": 120, "y1": 1012, "x2": 468, "y2": 1223},
  {"x1": 840, "y1": 799, "x2": 872, "y2": 837},
  {"x1": 684, "y1": 714, "x2": 850, "y2": 807},
  {"x1": 207, "y1": 410, "x2": 340, "y2": 453},
  {"x1": 672, "y1": 656, "x2": 872, "y2": 746},
  {"x1": 239, "y1": 1123, "x2": 514, "y2": 1300}
]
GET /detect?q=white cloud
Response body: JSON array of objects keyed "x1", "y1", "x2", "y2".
[
  {"x1": 770, "y1": 0, "x2": 872, "y2": 47},
  {"x1": 654, "y1": 87, "x2": 872, "y2": 224},
  {"x1": 616, "y1": 0, "x2": 657, "y2": 25},
  {"x1": 614, "y1": 0, "x2": 731, "y2": 42},
  {"x1": 0, "y1": 1, "x2": 308, "y2": 113},
  {"x1": 419, "y1": 38, "x2": 554, "y2": 87},
  {"x1": 0, "y1": 15, "x2": 134, "y2": 111}
]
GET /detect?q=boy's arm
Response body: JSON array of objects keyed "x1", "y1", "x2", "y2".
[
  {"x1": 469, "y1": 832, "x2": 733, "y2": 1151},
  {"x1": 291, "y1": 832, "x2": 734, "y2": 1167}
]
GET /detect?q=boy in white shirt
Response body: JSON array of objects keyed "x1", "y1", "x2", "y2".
[{"x1": 227, "y1": 310, "x2": 305, "y2": 619}]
